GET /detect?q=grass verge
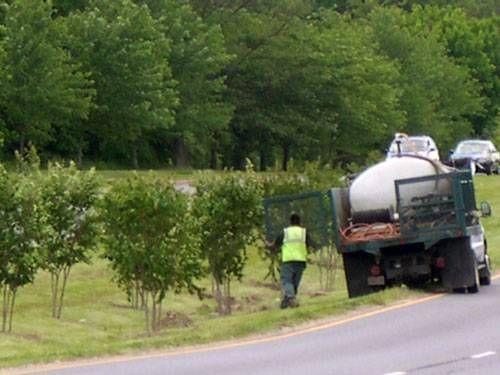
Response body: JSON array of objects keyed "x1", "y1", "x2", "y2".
[{"x1": 0, "y1": 175, "x2": 498, "y2": 369}]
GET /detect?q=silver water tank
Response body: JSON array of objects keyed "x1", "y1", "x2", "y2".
[{"x1": 349, "y1": 156, "x2": 452, "y2": 221}]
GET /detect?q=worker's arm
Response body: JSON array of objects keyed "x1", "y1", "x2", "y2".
[{"x1": 266, "y1": 233, "x2": 283, "y2": 252}]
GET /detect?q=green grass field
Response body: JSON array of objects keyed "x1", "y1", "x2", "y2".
[{"x1": 1, "y1": 174, "x2": 498, "y2": 369}]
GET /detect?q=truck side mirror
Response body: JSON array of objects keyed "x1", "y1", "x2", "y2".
[{"x1": 480, "y1": 201, "x2": 492, "y2": 217}]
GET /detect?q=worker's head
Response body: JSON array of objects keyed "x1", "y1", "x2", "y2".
[{"x1": 290, "y1": 213, "x2": 301, "y2": 225}]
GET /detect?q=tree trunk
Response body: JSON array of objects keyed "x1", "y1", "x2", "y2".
[
  {"x1": 56, "y1": 267, "x2": 71, "y2": 319},
  {"x1": 224, "y1": 279, "x2": 232, "y2": 315},
  {"x1": 259, "y1": 149, "x2": 266, "y2": 171},
  {"x1": 77, "y1": 145, "x2": 83, "y2": 169},
  {"x1": 213, "y1": 276, "x2": 226, "y2": 315},
  {"x1": 134, "y1": 280, "x2": 140, "y2": 309},
  {"x1": 158, "y1": 300, "x2": 162, "y2": 328},
  {"x1": 144, "y1": 292, "x2": 150, "y2": 336},
  {"x1": 2, "y1": 285, "x2": 8, "y2": 333},
  {"x1": 8, "y1": 289, "x2": 16, "y2": 333},
  {"x1": 131, "y1": 146, "x2": 139, "y2": 169},
  {"x1": 151, "y1": 293, "x2": 157, "y2": 332},
  {"x1": 282, "y1": 144, "x2": 290, "y2": 171},
  {"x1": 210, "y1": 139, "x2": 218, "y2": 170},
  {"x1": 328, "y1": 249, "x2": 339, "y2": 291},
  {"x1": 1, "y1": 286, "x2": 16, "y2": 333},
  {"x1": 173, "y1": 137, "x2": 190, "y2": 168},
  {"x1": 51, "y1": 272, "x2": 60, "y2": 318},
  {"x1": 19, "y1": 135, "x2": 26, "y2": 154}
]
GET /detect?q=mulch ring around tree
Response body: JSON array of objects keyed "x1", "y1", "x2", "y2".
[{"x1": 159, "y1": 311, "x2": 193, "y2": 328}]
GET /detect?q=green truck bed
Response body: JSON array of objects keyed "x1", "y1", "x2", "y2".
[{"x1": 329, "y1": 171, "x2": 479, "y2": 255}]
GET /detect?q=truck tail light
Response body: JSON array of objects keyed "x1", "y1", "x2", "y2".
[
  {"x1": 370, "y1": 264, "x2": 382, "y2": 276},
  {"x1": 435, "y1": 257, "x2": 445, "y2": 269}
]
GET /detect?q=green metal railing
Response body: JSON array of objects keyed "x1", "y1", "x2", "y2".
[
  {"x1": 263, "y1": 191, "x2": 330, "y2": 247},
  {"x1": 395, "y1": 171, "x2": 475, "y2": 237}
]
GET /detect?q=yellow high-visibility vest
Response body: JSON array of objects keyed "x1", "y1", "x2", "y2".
[{"x1": 282, "y1": 226, "x2": 307, "y2": 262}]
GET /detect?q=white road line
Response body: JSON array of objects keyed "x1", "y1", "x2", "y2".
[
  {"x1": 383, "y1": 372, "x2": 407, "y2": 375},
  {"x1": 471, "y1": 351, "x2": 496, "y2": 359}
]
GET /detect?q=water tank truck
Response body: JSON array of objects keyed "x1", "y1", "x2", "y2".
[{"x1": 330, "y1": 154, "x2": 492, "y2": 297}]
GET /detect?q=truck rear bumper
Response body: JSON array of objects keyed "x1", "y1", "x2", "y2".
[{"x1": 383, "y1": 254, "x2": 431, "y2": 281}]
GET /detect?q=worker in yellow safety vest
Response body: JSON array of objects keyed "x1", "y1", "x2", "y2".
[{"x1": 267, "y1": 213, "x2": 317, "y2": 309}]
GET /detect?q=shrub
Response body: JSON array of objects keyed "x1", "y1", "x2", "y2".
[
  {"x1": 100, "y1": 173, "x2": 202, "y2": 334},
  {"x1": 194, "y1": 164, "x2": 263, "y2": 314},
  {"x1": 38, "y1": 162, "x2": 100, "y2": 319}
]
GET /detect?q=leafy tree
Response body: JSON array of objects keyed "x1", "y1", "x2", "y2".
[
  {"x1": 137, "y1": 0, "x2": 233, "y2": 168},
  {"x1": 0, "y1": 0, "x2": 94, "y2": 153},
  {"x1": 191, "y1": 0, "x2": 322, "y2": 170},
  {"x1": 0, "y1": 0, "x2": 493, "y2": 169},
  {"x1": 63, "y1": 0, "x2": 177, "y2": 167},
  {"x1": 52, "y1": 0, "x2": 90, "y2": 16},
  {"x1": 193, "y1": 163, "x2": 263, "y2": 314},
  {"x1": 195, "y1": 2, "x2": 403, "y2": 169},
  {"x1": 311, "y1": 10, "x2": 404, "y2": 165},
  {"x1": 0, "y1": 150, "x2": 44, "y2": 332},
  {"x1": 101, "y1": 174, "x2": 202, "y2": 334},
  {"x1": 365, "y1": 6, "x2": 483, "y2": 151},
  {"x1": 410, "y1": 6, "x2": 499, "y2": 137},
  {"x1": 320, "y1": 0, "x2": 499, "y2": 16},
  {"x1": 38, "y1": 162, "x2": 100, "y2": 319},
  {"x1": 225, "y1": 15, "x2": 329, "y2": 170}
]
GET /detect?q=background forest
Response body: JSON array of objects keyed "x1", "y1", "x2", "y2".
[{"x1": 0, "y1": 0, "x2": 498, "y2": 171}]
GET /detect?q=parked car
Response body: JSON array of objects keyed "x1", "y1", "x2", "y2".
[
  {"x1": 449, "y1": 139, "x2": 500, "y2": 175},
  {"x1": 386, "y1": 134, "x2": 440, "y2": 161}
]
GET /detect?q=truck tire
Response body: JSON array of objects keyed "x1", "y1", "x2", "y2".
[
  {"x1": 440, "y1": 237, "x2": 479, "y2": 293},
  {"x1": 486, "y1": 163, "x2": 494, "y2": 176},
  {"x1": 467, "y1": 260, "x2": 480, "y2": 294},
  {"x1": 343, "y1": 252, "x2": 378, "y2": 298},
  {"x1": 479, "y1": 254, "x2": 491, "y2": 286},
  {"x1": 405, "y1": 275, "x2": 430, "y2": 289}
]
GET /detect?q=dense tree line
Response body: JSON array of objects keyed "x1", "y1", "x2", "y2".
[{"x1": 0, "y1": 0, "x2": 497, "y2": 170}]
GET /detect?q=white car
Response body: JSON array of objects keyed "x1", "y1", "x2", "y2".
[{"x1": 386, "y1": 134, "x2": 440, "y2": 161}]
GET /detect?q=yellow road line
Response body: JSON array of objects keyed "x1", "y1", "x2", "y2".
[{"x1": 9, "y1": 274, "x2": 500, "y2": 375}]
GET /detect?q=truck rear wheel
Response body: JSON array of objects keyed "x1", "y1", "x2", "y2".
[
  {"x1": 343, "y1": 252, "x2": 381, "y2": 298},
  {"x1": 485, "y1": 163, "x2": 494, "y2": 175},
  {"x1": 479, "y1": 254, "x2": 491, "y2": 286},
  {"x1": 467, "y1": 261, "x2": 480, "y2": 294}
]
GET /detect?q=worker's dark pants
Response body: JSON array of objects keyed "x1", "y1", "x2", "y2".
[{"x1": 281, "y1": 261, "x2": 306, "y2": 299}]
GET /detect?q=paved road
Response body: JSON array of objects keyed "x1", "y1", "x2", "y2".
[{"x1": 24, "y1": 277, "x2": 500, "y2": 375}]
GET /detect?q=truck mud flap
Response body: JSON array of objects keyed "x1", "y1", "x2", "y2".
[
  {"x1": 440, "y1": 237, "x2": 477, "y2": 290},
  {"x1": 343, "y1": 252, "x2": 380, "y2": 298}
]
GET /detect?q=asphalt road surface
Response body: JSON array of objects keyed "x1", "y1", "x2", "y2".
[{"x1": 18, "y1": 276, "x2": 500, "y2": 375}]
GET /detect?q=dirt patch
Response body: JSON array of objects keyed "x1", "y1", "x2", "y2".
[
  {"x1": 110, "y1": 302, "x2": 137, "y2": 310},
  {"x1": 243, "y1": 294, "x2": 262, "y2": 304},
  {"x1": 307, "y1": 291, "x2": 329, "y2": 298},
  {"x1": 159, "y1": 311, "x2": 193, "y2": 328},
  {"x1": 251, "y1": 280, "x2": 281, "y2": 291},
  {"x1": 231, "y1": 294, "x2": 266, "y2": 313},
  {"x1": 13, "y1": 333, "x2": 41, "y2": 342}
]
